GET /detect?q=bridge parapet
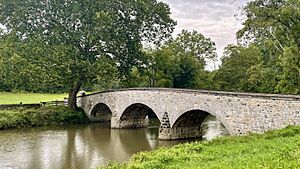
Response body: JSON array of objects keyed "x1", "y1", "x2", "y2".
[{"x1": 79, "y1": 88, "x2": 300, "y2": 101}]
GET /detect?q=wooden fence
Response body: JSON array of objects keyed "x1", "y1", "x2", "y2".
[
  {"x1": 0, "y1": 100, "x2": 68, "y2": 110},
  {"x1": 40, "y1": 100, "x2": 67, "y2": 107}
]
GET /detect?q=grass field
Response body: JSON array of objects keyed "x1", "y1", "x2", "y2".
[
  {"x1": 101, "y1": 126, "x2": 300, "y2": 169},
  {"x1": 0, "y1": 92, "x2": 67, "y2": 104}
]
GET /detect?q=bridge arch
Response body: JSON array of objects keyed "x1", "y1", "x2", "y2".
[
  {"x1": 167, "y1": 109, "x2": 229, "y2": 140},
  {"x1": 119, "y1": 103, "x2": 160, "y2": 128},
  {"x1": 90, "y1": 103, "x2": 112, "y2": 123},
  {"x1": 172, "y1": 110, "x2": 210, "y2": 129}
]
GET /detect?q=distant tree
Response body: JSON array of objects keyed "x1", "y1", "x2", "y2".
[
  {"x1": 212, "y1": 45, "x2": 261, "y2": 92},
  {"x1": 0, "y1": 0, "x2": 175, "y2": 109},
  {"x1": 167, "y1": 30, "x2": 217, "y2": 65},
  {"x1": 145, "y1": 30, "x2": 217, "y2": 89},
  {"x1": 237, "y1": 0, "x2": 300, "y2": 94},
  {"x1": 246, "y1": 63, "x2": 279, "y2": 93}
]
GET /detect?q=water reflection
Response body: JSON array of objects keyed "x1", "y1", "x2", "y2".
[
  {"x1": 0, "y1": 116, "x2": 228, "y2": 169},
  {"x1": 201, "y1": 115, "x2": 230, "y2": 140}
]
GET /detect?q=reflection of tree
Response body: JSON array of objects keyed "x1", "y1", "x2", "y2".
[
  {"x1": 201, "y1": 115, "x2": 229, "y2": 140},
  {"x1": 88, "y1": 124, "x2": 149, "y2": 163},
  {"x1": 61, "y1": 128, "x2": 77, "y2": 169},
  {"x1": 24, "y1": 129, "x2": 43, "y2": 169},
  {"x1": 61, "y1": 124, "x2": 113, "y2": 168}
]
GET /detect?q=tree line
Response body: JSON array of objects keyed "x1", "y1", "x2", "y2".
[{"x1": 0, "y1": 0, "x2": 299, "y2": 110}]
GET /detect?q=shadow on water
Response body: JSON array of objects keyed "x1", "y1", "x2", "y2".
[{"x1": 0, "y1": 116, "x2": 228, "y2": 169}]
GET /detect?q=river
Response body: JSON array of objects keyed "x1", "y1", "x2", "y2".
[{"x1": 0, "y1": 115, "x2": 228, "y2": 169}]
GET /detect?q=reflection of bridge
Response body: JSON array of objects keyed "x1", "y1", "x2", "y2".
[{"x1": 77, "y1": 88, "x2": 300, "y2": 140}]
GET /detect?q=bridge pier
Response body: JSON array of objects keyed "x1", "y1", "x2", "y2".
[{"x1": 111, "y1": 115, "x2": 120, "y2": 128}]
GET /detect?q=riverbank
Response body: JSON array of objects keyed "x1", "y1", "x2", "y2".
[
  {"x1": 0, "y1": 106, "x2": 89, "y2": 129},
  {"x1": 0, "y1": 92, "x2": 67, "y2": 104},
  {"x1": 101, "y1": 126, "x2": 300, "y2": 169}
]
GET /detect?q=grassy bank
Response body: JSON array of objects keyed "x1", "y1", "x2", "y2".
[
  {"x1": 0, "y1": 92, "x2": 67, "y2": 104},
  {"x1": 0, "y1": 106, "x2": 89, "y2": 130},
  {"x1": 101, "y1": 126, "x2": 300, "y2": 169}
]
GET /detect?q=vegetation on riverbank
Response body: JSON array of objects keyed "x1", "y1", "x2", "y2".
[
  {"x1": 0, "y1": 106, "x2": 89, "y2": 130},
  {"x1": 101, "y1": 126, "x2": 300, "y2": 169}
]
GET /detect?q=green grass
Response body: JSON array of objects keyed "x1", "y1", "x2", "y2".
[
  {"x1": 100, "y1": 126, "x2": 300, "y2": 169},
  {"x1": 0, "y1": 92, "x2": 67, "y2": 104},
  {"x1": 0, "y1": 106, "x2": 89, "y2": 129}
]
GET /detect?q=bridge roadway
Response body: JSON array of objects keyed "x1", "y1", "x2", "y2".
[{"x1": 77, "y1": 88, "x2": 300, "y2": 140}]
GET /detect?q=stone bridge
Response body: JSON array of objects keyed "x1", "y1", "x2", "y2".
[{"x1": 77, "y1": 88, "x2": 300, "y2": 140}]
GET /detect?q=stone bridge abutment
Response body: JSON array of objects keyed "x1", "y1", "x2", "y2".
[{"x1": 77, "y1": 88, "x2": 300, "y2": 140}]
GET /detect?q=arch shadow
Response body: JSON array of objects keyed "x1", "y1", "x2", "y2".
[
  {"x1": 90, "y1": 103, "x2": 112, "y2": 124},
  {"x1": 170, "y1": 109, "x2": 228, "y2": 140},
  {"x1": 120, "y1": 103, "x2": 160, "y2": 128}
]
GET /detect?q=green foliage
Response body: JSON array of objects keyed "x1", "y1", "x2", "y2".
[
  {"x1": 211, "y1": 0, "x2": 300, "y2": 94},
  {"x1": 167, "y1": 30, "x2": 217, "y2": 64},
  {"x1": 97, "y1": 0, "x2": 176, "y2": 81},
  {"x1": 212, "y1": 45, "x2": 261, "y2": 92},
  {"x1": 90, "y1": 57, "x2": 120, "y2": 91},
  {"x1": 100, "y1": 126, "x2": 300, "y2": 169},
  {"x1": 0, "y1": 106, "x2": 89, "y2": 130},
  {"x1": 0, "y1": 35, "x2": 72, "y2": 92},
  {"x1": 246, "y1": 64, "x2": 279, "y2": 93},
  {"x1": 277, "y1": 45, "x2": 300, "y2": 94},
  {"x1": 140, "y1": 30, "x2": 216, "y2": 89},
  {"x1": 236, "y1": 0, "x2": 300, "y2": 94}
]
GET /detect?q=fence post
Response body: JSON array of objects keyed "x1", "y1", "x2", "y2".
[{"x1": 64, "y1": 97, "x2": 68, "y2": 106}]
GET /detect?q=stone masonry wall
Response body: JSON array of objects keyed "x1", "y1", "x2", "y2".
[{"x1": 78, "y1": 88, "x2": 300, "y2": 140}]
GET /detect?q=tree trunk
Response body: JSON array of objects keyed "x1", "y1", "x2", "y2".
[{"x1": 68, "y1": 81, "x2": 82, "y2": 110}]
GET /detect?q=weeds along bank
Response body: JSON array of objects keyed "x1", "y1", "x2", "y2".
[
  {"x1": 0, "y1": 106, "x2": 89, "y2": 129},
  {"x1": 100, "y1": 126, "x2": 300, "y2": 169}
]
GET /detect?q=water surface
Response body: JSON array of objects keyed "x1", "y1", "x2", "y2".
[{"x1": 0, "y1": 116, "x2": 228, "y2": 169}]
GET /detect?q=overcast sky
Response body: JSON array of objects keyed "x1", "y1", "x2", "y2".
[{"x1": 159, "y1": 0, "x2": 249, "y2": 65}]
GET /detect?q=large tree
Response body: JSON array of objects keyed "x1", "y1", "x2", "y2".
[
  {"x1": 237, "y1": 0, "x2": 300, "y2": 94},
  {"x1": 0, "y1": 0, "x2": 175, "y2": 109}
]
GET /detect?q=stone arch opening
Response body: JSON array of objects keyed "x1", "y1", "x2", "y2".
[
  {"x1": 120, "y1": 103, "x2": 160, "y2": 128},
  {"x1": 168, "y1": 110, "x2": 228, "y2": 140},
  {"x1": 90, "y1": 103, "x2": 112, "y2": 123}
]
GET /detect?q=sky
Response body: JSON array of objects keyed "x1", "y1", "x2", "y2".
[{"x1": 159, "y1": 0, "x2": 250, "y2": 68}]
